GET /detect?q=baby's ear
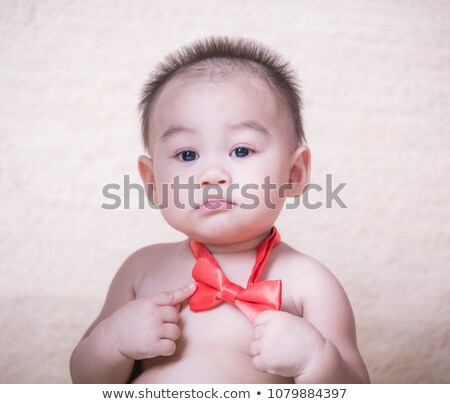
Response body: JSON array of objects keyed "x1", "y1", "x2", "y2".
[
  {"x1": 138, "y1": 155, "x2": 158, "y2": 205},
  {"x1": 286, "y1": 145, "x2": 311, "y2": 197}
]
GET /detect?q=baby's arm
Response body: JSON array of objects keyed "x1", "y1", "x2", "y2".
[
  {"x1": 70, "y1": 253, "x2": 196, "y2": 383},
  {"x1": 292, "y1": 267, "x2": 370, "y2": 383},
  {"x1": 251, "y1": 259, "x2": 369, "y2": 383}
]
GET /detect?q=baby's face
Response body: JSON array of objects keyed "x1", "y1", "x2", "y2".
[{"x1": 141, "y1": 72, "x2": 305, "y2": 245}]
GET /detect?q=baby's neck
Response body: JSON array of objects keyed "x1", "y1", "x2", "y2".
[
  {"x1": 201, "y1": 229, "x2": 272, "y2": 254},
  {"x1": 191, "y1": 228, "x2": 276, "y2": 286}
]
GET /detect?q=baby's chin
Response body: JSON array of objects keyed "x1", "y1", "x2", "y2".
[{"x1": 177, "y1": 221, "x2": 274, "y2": 248}]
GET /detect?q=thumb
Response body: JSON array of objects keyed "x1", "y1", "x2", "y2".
[{"x1": 150, "y1": 283, "x2": 197, "y2": 306}]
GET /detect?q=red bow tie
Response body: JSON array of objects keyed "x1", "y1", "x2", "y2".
[{"x1": 189, "y1": 227, "x2": 282, "y2": 322}]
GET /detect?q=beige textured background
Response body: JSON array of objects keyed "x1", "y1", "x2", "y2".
[{"x1": 1, "y1": 0, "x2": 449, "y2": 383}]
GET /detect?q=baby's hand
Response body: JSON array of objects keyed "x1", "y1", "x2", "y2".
[
  {"x1": 105, "y1": 283, "x2": 196, "y2": 360},
  {"x1": 250, "y1": 311, "x2": 326, "y2": 378}
]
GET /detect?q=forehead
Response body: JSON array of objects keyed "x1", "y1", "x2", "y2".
[
  {"x1": 158, "y1": 71, "x2": 278, "y2": 108},
  {"x1": 147, "y1": 71, "x2": 296, "y2": 148}
]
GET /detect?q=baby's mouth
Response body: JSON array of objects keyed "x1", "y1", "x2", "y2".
[{"x1": 198, "y1": 199, "x2": 234, "y2": 212}]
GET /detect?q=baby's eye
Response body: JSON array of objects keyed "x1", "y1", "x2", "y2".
[
  {"x1": 176, "y1": 150, "x2": 198, "y2": 162},
  {"x1": 230, "y1": 147, "x2": 252, "y2": 158}
]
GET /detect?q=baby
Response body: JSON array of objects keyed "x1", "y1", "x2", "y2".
[{"x1": 70, "y1": 37, "x2": 369, "y2": 384}]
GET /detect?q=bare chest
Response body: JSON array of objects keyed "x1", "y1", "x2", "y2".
[
  {"x1": 131, "y1": 243, "x2": 300, "y2": 383},
  {"x1": 134, "y1": 302, "x2": 292, "y2": 383}
]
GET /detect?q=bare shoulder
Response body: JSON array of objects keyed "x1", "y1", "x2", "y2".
[
  {"x1": 120, "y1": 239, "x2": 192, "y2": 293},
  {"x1": 274, "y1": 242, "x2": 369, "y2": 381},
  {"x1": 121, "y1": 239, "x2": 197, "y2": 300},
  {"x1": 272, "y1": 242, "x2": 342, "y2": 289},
  {"x1": 272, "y1": 242, "x2": 353, "y2": 323},
  {"x1": 83, "y1": 240, "x2": 191, "y2": 338}
]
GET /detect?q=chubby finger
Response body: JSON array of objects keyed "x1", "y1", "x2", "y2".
[
  {"x1": 253, "y1": 310, "x2": 274, "y2": 326},
  {"x1": 160, "y1": 323, "x2": 181, "y2": 341},
  {"x1": 150, "y1": 283, "x2": 197, "y2": 306},
  {"x1": 158, "y1": 305, "x2": 180, "y2": 323},
  {"x1": 252, "y1": 354, "x2": 265, "y2": 372},
  {"x1": 252, "y1": 325, "x2": 264, "y2": 340},
  {"x1": 249, "y1": 340, "x2": 260, "y2": 357},
  {"x1": 154, "y1": 339, "x2": 177, "y2": 356}
]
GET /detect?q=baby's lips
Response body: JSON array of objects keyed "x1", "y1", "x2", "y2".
[{"x1": 199, "y1": 199, "x2": 234, "y2": 211}]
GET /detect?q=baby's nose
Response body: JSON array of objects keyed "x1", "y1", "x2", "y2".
[{"x1": 199, "y1": 165, "x2": 232, "y2": 187}]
